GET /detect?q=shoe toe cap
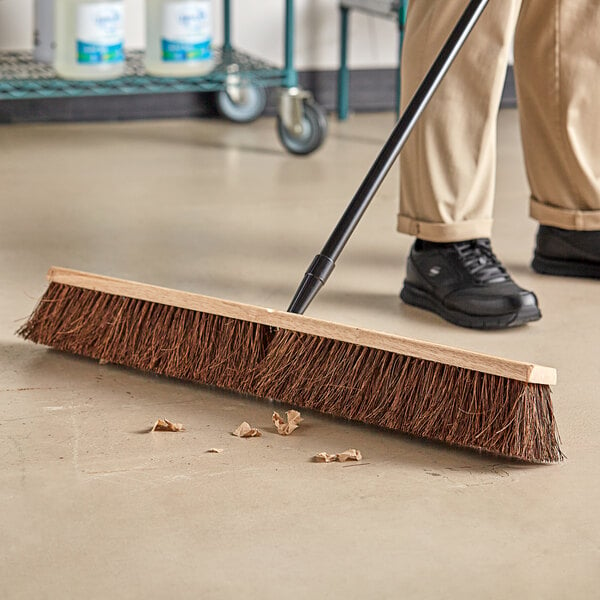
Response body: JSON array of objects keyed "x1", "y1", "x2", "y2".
[{"x1": 446, "y1": 286, "x2": 539, "y2": 317}]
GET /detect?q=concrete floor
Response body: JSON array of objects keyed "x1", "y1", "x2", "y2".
[{"x1": 1, "y1": 111, "x2": 598, "y2": 599}]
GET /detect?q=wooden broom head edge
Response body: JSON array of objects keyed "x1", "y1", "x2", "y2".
[{"x1": 46, "y1": 266, "x2": 557, "y2": 386}]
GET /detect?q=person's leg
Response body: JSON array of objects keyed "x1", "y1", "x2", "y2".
[
  {"x1": 398, "y1": 0, "x2": 540, "y2": 329},
  {"x1": 398, "y1": 0, "x2": 519, "y2": 241},
  {"x1": 514, "y1": 0, "x2": 600, "y2": 278}
]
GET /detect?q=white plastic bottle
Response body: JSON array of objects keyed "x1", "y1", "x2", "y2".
[
  {"x1": 145, "y1": 0, "x2": 214, "y2": 77},
  {"x1": 54, "y1": 0, "x2": 125, "y2": 80}
]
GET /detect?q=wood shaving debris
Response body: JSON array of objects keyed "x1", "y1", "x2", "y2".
[
  {"x1": 232, "y1": 422, "x2": 262, "y2": 438},
  {"x1": 206, "y1": 448, "x2": 224, "y2": 453},
  {"x1": 314, "y1": 449, "x2": 362, "y2": 463},
  {"x1": 151, "y1": 418, "x2": 185, "y2": 432},
  {"x1": 336, "y1": 449, "x2": 362, "y2": 462},
  {"x1": 272, "y1": 410, "x2": 303, "y2": 435},
  {"x1": 314, "y1": 452, "x2": 337, "y2": 463}
]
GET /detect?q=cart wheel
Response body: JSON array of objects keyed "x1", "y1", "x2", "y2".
[
  {"x1": 277, "y1": 99, "x2": 327, "y2": 155},
  {"x1": 215, "y1": 85, "x2": 267, "y2": 123}
]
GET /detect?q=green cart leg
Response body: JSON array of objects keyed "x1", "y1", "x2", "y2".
[
  {"x1": 338, "y1": 6, "x2": 350, "y2": 121},
  {"x1": 283, "y1": 0, "x2": 298, "y2": 89},
  {"x1": 395, "y1": 0, "x2": 408, "y2": 119},
  {"x1": 223, "y1": 0, "x2": 232, "y2": 52}
]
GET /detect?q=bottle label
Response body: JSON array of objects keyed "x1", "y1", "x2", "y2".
[
  {"x1": 161, "y1": 1, "x2": 212, "y2": 62},
  {"x1": 76, "y1": 3, "x2": 124, "y2": 64}
]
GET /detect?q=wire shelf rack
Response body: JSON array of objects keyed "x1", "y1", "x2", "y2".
[{"x1": 0, "y1": 49, "x2": 287, "y2": 100}]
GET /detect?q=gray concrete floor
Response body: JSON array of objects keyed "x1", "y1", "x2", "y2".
[{"x1": 1, "y1": 111, "x2": 598, "y2": 599}]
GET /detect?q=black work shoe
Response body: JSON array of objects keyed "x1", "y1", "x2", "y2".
[
  {"x1": 532, "y1": 225, "x2": 600, "y2": 279},
  {"x1": 400, "y1": 238, "x2": 541, "y2": 329}
]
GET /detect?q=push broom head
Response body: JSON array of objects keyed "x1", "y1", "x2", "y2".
[{"x1": 18, "y1": 267, "x2": 563, "y2": 463}]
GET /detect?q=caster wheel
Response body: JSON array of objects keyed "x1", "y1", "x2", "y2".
[
  {"x1": 215, "y1": 84, "x2": 267, "y2": 123},
  {"x1": 277, "y1": 99, "x2": 327, "y2": 155}
]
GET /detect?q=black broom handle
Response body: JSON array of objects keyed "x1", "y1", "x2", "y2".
[{"x1": 288, "y1": 0, "x2": 490, "y2": 315}]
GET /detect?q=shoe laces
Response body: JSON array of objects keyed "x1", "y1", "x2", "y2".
[{"x1": 454, "y1": 239, "x2": 510, "y2": 284}]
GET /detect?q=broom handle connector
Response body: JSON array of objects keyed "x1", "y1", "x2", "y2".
[{"x1": 288, "y1": 0, "x2": 489, "y2": 315}]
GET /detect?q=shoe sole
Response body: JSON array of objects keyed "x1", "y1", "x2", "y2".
[
  {"x1": 400, "y1": 282, "x2": 541, "y2": 330},
  {"x1": 532, "y1": 254, "x2": 600, "y2": 279}
]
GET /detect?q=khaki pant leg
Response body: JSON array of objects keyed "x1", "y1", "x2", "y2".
[
  {"x1": 515, "y1": 0, "x2": 600, "y2": 230},
  {"x1": 397, "y1": 0, "x2": 520, "y2": 242}
]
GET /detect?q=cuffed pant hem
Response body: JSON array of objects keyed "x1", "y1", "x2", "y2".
[
  {"x1": 530, "y1": 197, "x2": 600, "y2": 230},
  {"x1": 396, "y1": 214, "x2": 494, "y2": 242}
]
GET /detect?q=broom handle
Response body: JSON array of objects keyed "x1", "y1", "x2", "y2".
[{"x1": 288, "y1": 0, "x2": 490, "y2": 314}]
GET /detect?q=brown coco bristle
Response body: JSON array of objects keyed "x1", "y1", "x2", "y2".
[
  {"x1": 18, "y1": 282, "x2": 275, "y2": 391},
  {"x1": 18, "y1": 282, "x2": 563, "y2": 463},
  {"x1": 250, "y1": 330, "x2": 563, "y2": 463}
]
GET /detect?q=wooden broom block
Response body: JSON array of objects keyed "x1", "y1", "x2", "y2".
[{"x1": 47, "y1": 267, "x2": 557, "y2": 385}]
